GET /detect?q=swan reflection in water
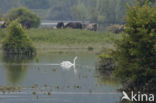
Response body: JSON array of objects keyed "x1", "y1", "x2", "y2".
[
  {"x1": 60, "y1": 56, "x2": 78, "y2": 73},
  {"x1": 1, "y1": 56, "x2": 78, "y2": 74}
]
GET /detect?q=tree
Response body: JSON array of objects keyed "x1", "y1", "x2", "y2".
[
  {"x1": 71, "y1": 1, "x2": 88, "y2": 21},
  {"x1": 87, "y1": 0, "x2": 99, "y2": 22},
  {"x1": 5, "y1": 7, "x2": 40, "y2": 28},
  {"x1": 87, "y1": 0, "x2": 136, "y2": 24},
  {"x1": 2, "y1": 20, "x2": 36, "y2": 55},
  {"x1": 21, "y1": 0, "x2": 50, "y2": 9},
  {"x1": 114, "y1": 3, "x2": 156, "y2": 91},
  {"x1": 0, "y1": 9, "x2": 2, "y2": 20},
  {"x1": 0, "y1": 0, "x2": 21, "y2": 13},
  {"x1": 137, "y1": 0, "x2": 156, "y2": 6},
  {"x1": 47, "y1": 0, "x2": 76, "y2": 20}
]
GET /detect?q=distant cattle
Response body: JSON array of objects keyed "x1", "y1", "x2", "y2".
[
  {"x1": 107, "y1": 24, "x2": 125, "y2": 34},
  {"x1": 64, "y1": 22, "x2": 83, "y2": 29},
  {"x1": 0, "y1": 21, "x2": 6, "y2": 28},
  {"x1": 56, "y1": 22, "x2": 98, "y2": 31},
  {"x1": 52, "y1": 26, "x2": 57, "y2": 29},
  {"x1": 56, "y1": 22, "x2": 64, "y2": 29},
  {"x1": 85, "y1": 23, "x2": 98, "y2": 31}
]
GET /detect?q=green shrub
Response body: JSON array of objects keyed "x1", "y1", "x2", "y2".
[
  {"x1": 2, "y1": 20, "x2": 36, "y2": 55},
  {"x1": 5, "y1": 7, "x2": 40, "y2": 28},
  {"x1": 114, "y1": 3, "x2": 156, "y2": 91}
]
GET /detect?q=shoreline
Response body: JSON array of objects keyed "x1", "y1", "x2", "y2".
[
  {"x1": 0, "y1": 43, "x2": 114, "y2": 54},
  {"x1": 34, "y1": 43, "x2": 114, "y2": 52}
]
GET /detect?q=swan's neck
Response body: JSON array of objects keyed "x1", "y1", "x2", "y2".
[
  {"x1": 73, "y1": 67, "x2": 77, "y2": 73},
  {"x1": 73, "y1": 58, "x2": 77, "y2": 66}
]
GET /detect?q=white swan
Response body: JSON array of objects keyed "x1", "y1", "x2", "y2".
[{"x1": 60, "y1": 56, "x2": 78, "y2": 69}]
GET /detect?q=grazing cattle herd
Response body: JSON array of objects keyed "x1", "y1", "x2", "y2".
[
  {"x1": 56, "y1": 22, "x2": 98, "y2": 31},
  {"x1": 1, "y1": 20, "x2": 125, "y2": 33},
  {"x1": 0, "y1": 21, "x2": 98, "y2": 31}
]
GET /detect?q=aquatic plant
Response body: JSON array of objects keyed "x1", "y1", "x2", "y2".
[
  {"x1": 0, "y1": 86, "x2": 21, "y2": 93},
  {"x1": 32, "y1": 91, "x2": 36, "y2": 95},
  {"x1": 48, "y1": 92, "x2": 51, "y2": 96}
]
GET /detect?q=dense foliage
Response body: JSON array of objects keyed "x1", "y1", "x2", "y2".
[
  {"x1": 0, "y1": 0, "x2": 142, "y2": 25},
  {"x1": 0, "y1": 0, "x2": 156, "y2": 25},
  {"x1": 1, "y1": 0, "x2": 156, "y2": 25},
  {"x1": 114, "y1": 3, "x2": 156, "y2": 92},
  {"x1": 5, "y1": 7, "x2": 40, "y2": 28},
  {"x1": 137, "y1": 0, "x2": 156, "y2": 5},
  {"x1": 2, "y1": 20, "x2": 36, "y2": 55}
]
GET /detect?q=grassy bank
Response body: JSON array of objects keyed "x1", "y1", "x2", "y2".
[
  {"x1": 0, "y1": 28, "x2": 122, "y2": 51},
  {"x1": 26, "y1": 28, "x2": 122, "y2": 50}
]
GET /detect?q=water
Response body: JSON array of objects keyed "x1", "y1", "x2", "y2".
[{"x1": 0, "y1": 51, "x2": 121, "y2": 103}]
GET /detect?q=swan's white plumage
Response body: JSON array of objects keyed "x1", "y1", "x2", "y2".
[
  {"x1": 60, "y1": 61, "x2": 73, "y2": 69},
  {"x1": 60, "y1": 56, "x2": 77, "y2": 69}
]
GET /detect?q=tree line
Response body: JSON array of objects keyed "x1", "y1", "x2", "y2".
[{"x1": 0, "y1": 0, "x2": 155, "y2": 25}]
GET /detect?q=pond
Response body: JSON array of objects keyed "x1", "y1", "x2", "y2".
[{"x1": 0, "y1": 51, "x2": 122, "y2": 103}]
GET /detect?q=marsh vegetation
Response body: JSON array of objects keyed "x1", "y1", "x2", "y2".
[{"x1": 0, "y1": 27, "x2": 122, "y2": 51}]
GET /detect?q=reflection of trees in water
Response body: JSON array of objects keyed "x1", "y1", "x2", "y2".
[
  {"x1": 95, "y1": 58, "x2": 120, "y2": 87},
  {"x1": 95, "y1": 70, "x2": 121, "y2": 87},
  {"x1": 96, "y1": 58, "x2": 156, "y2": 103},
  {"x1": 3, "y1": 54, "x2": 35, "y2": 85}
]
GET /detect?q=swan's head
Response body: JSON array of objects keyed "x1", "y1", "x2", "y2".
[{"x1": 74, "y1": 56, "x2": 78, "y2": 60}]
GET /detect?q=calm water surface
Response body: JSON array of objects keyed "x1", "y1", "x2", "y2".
[{"x1": 0, "y1": 51, "x2": 121, "y2": 103}]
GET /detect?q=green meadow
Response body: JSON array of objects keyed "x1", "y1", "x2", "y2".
[
  {"x1": 26, "y1": 28, "x2": 122, "y2": 50},
  {"x1": 0, "y1": 28, "x2": 122, "y2": 51}
]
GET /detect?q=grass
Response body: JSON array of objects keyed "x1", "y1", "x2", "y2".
[
  {"x1": 0, "y1": 28, "x2": 122, "y2": 51},
  {"x1": 25, "y1": 28, "x2": 122, "y2": 50}
]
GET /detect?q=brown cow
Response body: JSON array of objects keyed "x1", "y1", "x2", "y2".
[
  {"x1": 107, "y1": 24, "x2": 125, "y2": 34},
  {"x1": 0, "y1": 21, "x2": 6, "y2": 28},
  {"x1": 64, "y1": 22, "x2": 83, "y2": 29},
  {"x1": 56, "y1": 22, "x2": 64, "y2": 29},
  {"x1": 85, "y1": 23, "x2": 98, "y2": 31}
]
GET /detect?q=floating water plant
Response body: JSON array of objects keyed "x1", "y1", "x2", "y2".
[
  {"x1": 48, "y1": 92, "x2": 51, "y2": 96},
  {"x1": 74, "y1": 84, "x2": 80, "y2": 89},
  {"x1": 89, "y1": 89, "x2": 92, "y2": 94},
  {"x1": 32, "y1": 91, "x2": 36, "y2": 95},
  {"x1": 0, "y1": 86, "x2": 21, "y2": 94},
  {"x1": 52, "y1": 68, "x2": 56, "y2": 72},
  {"x1": 44, "y1": 84, "x2": 48, "y2": 88},
  {"x1": 56, "y1": 86, "x2": 59, "y2": 89},
  {"x1": 66, "y1": 85, "x2": 70, "y2": 88}
]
